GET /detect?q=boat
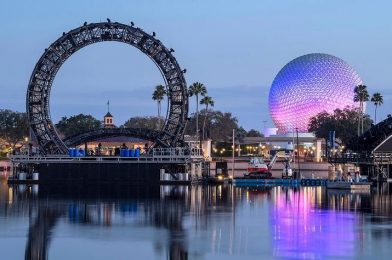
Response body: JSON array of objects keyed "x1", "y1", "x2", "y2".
[
  {"x1": 243, "y1": 157, "x2": 271, "y2": 178},
  {"x1": 242, "y1": 150, "x2": 294, "y2": 179},
  {"x1": 326, "y1": 181, "x2": 371, "y2": 190}
]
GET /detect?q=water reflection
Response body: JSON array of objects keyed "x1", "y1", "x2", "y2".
[
  {"x1": 26, "y1": 204, "x2": 62, "y2": 260},
  {"x1": 269, "y1": 187, "x2": 361, "y2": 258},
  {"x1": 1, "y1": 181, "x2": 392, "y2": 259}
]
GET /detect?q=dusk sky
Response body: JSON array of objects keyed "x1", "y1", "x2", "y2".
[{"x1": 1, "y1": 0, "x2": 391, "y2": 131}]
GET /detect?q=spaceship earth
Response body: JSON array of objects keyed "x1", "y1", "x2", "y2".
[{"x1": 269, "y1": 53, "x2": 363, "y2": 133}]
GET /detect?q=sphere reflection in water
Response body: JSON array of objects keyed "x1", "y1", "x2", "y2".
[{"x1": 269, "y1": 187, "x2": 361, "y2": 258}]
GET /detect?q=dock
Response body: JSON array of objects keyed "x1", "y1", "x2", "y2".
[{"x1": 326, "y1": 181, "x2": 372, "y2": 190}]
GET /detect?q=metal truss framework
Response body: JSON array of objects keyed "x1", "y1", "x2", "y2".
[
  {"x1": 348, "y1": 117, "x2": 392, "y2": 153},
  {"x1": 63, "y1": 128, "x2": 162, "y2": 148},
  {"x1": 27, "y1": 22, "x2": 188, "y2": 155}
]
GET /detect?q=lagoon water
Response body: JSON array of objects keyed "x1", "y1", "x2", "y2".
[{"x1": 0, "y1": 180, "x2": 391, "y2": 260}]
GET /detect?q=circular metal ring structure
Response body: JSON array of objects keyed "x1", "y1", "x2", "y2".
[{"x1": 27, "y1": 22, "x2": 188, "y2": 155}]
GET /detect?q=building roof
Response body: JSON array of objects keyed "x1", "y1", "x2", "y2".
[
  {"x1": 89, "y1": 136, "x2": 147, "y2": 143},
  {"x1": 373, "y1": 134, "x2": 392, "y2": 153},
  {"x1": 104, "y1": 112, "x2": 113, "y2": 118}
]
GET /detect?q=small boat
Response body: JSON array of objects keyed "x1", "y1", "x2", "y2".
[
  {"x1": 243, "y1": 157, "x2": 272, "y2": 178},
  {"x1": 326, "y1": 181, "x2": 371, "y2": 190}
]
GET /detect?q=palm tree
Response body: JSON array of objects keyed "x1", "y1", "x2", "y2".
[
  {"x1": 152, "y1": 85, "x2": 166, "y2": 126},
  {"x1": 188, "y1": 82, "x2": 207, "y2": 137},
  {"x1": 371, "y1": 92, "x2": 383, "y2": 124},
  {"x1": 200, "y1": 96, "x2": 215, "y2": 140},
  {"x1": 354, "y1": 85, "x2": 369, "y2": 136}
]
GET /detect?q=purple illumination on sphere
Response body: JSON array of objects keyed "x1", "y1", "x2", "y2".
[{"x1": 269, "y1": 53, "x2": 363, "y2": 133}]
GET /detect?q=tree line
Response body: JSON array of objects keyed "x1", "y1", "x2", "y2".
[
  {"x1": 54, "y1": 111, "x2": 262, "y2": 142},
  {"x1": 0, "y1": 109, "x2": 29, "y2": 155},
  {"x1": 1, "y1": 83, "x2": 385, "y2": 153},
  {"x1": 308, "y1": 84, "x2": 384, "y2": 146}
]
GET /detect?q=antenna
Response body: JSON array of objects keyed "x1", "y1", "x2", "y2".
[{"x1": 263, "y1": 120, "x2": 267, "y2": 129}]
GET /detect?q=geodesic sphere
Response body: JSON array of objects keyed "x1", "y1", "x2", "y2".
[{"x1": 268, "y1": 53, "x2": 363, "y2": 133}]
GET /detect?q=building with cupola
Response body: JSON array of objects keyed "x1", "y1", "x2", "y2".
[{"x1": 103, "y1": 112, "x2": 115, "y2": 128}]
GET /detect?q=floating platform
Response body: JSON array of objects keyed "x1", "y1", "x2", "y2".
[
  {"x1": 8, "y1": 149, "x2": 206, "y2": 185},
  {"x1": 326, "y1": 181, "x2": 372, "y2": 190},
  {"x1": 233, "y1": 178, "x2": 327, "y2": 187}
]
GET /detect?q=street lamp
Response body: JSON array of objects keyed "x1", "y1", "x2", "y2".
[{"x1": 24, "y1": 137, "x2": 29, "y2": 157}]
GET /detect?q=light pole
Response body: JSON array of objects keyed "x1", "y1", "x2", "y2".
[
  {"x1": 232, "y1": 129, "x2": 235, "y2": 179},
  {"x1": 24, "y1": 137, "x2": 29, "y2": 157},
  {"x1": 296, "y1": 128, "x2": 301, "y2": 179}
]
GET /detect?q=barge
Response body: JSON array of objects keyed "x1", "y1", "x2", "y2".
[{"x1": 8, "y1": 148, "x2": 209, "y2": 185}]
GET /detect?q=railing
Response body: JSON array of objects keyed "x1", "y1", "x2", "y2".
[
  {"x1": 374, "y1": 152, "x2": 392, "y2": 164},
  {"x1": 328, "y1": 152, "x2": 392, "y2": 165},
  {"x1": 9, "y1": 155, "x2": 189, "y2": 163},
  {"x1": 9, "y1": 148, "x2": 204, "y2": 164},
  {"x1": 152, "y1": 148, "x2": 203, "y2": 159},
  {"x1": 328, "y1": 152, "x2": 373, "y2": 164}
]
